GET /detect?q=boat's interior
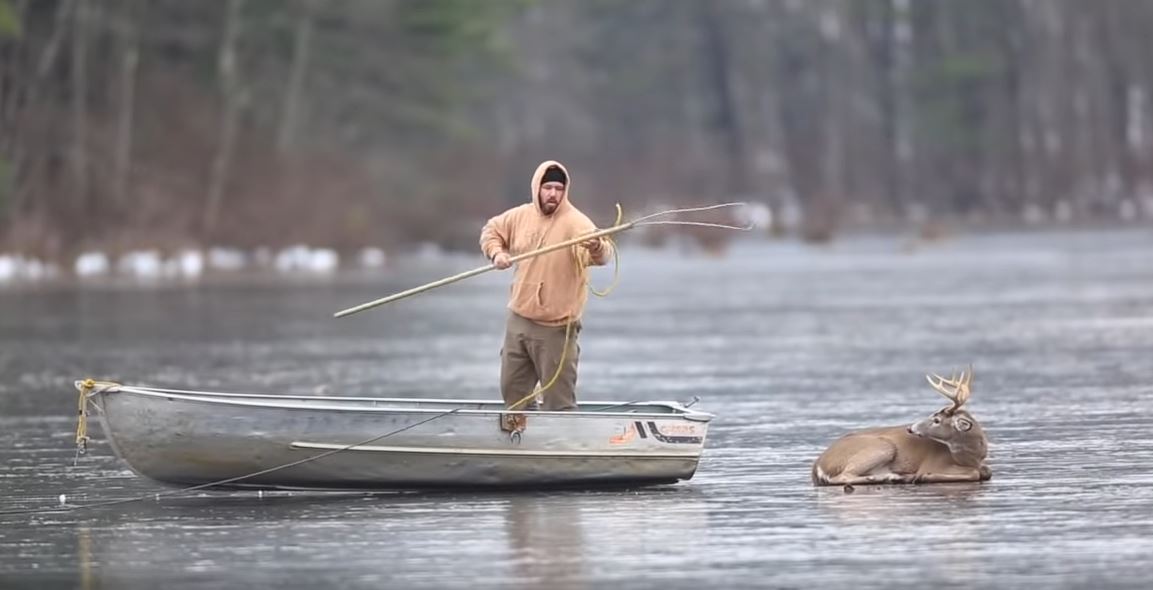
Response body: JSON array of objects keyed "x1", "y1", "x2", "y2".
[{"x1": 109, "y1": 385, "x2": 710, "y2": 418}]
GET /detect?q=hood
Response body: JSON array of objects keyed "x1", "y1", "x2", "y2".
[{"x1": 530, "y1": 160, "x2": 572, "y2": 215}]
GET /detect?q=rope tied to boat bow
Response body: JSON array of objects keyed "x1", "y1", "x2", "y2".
[{"x1": 73, "y1": 379, "x2": 121, "y2": 456}]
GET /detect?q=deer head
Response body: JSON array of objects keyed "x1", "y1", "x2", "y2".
[{"x1": 907, "y1": 366, "x2": 987, "y2": 467}]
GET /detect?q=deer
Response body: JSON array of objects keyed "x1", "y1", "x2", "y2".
[{"x1": 812, "y1": 367, "x2": 991, "y2": 487}]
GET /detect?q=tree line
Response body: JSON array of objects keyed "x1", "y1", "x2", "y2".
[{"x1": 2, "y1": 0, "x2": 1150, "y2": 262}]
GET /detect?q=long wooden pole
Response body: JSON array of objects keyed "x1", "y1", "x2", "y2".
[{"x1": 333, "y1": 221, "x2": 636, "y2": 318}]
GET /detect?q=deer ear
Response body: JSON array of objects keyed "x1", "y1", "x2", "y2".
[{"x1": 955, "y1": 418, "x2": 972, "y2": 432}]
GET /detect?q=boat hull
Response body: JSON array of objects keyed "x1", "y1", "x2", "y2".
[{"x1": 89, "y1": 386, "x2": 713, "y2": 490}]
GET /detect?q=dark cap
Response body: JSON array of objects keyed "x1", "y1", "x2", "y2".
[{"x1": 541, "y1": 165, "x2": 567, "y2": 186}]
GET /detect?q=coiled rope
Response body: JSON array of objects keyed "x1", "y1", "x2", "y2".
[{"x1": 506, "y1": 202, "x2": 748, "y2": 411}]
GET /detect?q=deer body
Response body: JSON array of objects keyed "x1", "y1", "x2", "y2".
[{"x1": 812, "y1": 369, "x2": 992, "y2": 487}]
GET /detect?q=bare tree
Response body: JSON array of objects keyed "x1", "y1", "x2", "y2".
[
  {"x1": 277, "y1": 0, "x2": 316, "y2": 154},
  {"x1": 113, "y1": 0, "x2": 139, "y2": 208},
  {"x1": 696, "y1": 1, "x2": 749, "y2": 197},
  {"x1": 70, "y1": 0, "x2": 88, "y2": 212},
  {"x1": 203, "y1": 0, "x2": 245, "y2": 239}
]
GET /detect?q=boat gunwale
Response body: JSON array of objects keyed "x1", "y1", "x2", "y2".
[
  {"x1": 95, "y1": 385, "x2": 716, "y2": 422},
  {"x1": 289, "y1": 441, "x2": 702, "y2": 458}
]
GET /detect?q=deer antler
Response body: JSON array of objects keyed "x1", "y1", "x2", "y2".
[{"x1": 926, "y1": 365, "x2": 973, "y2": 414}]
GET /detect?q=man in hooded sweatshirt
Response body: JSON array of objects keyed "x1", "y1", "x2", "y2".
[{"x1": 480, "y1": 160, "x2": 613, "y2": 411}]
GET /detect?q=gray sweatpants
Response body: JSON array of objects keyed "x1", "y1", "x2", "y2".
[{"x1": 501, "y1": 311, "x2": 581, "y2": 411}]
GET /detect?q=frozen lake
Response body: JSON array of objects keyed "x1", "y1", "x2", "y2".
[{"x1": 2, "y1": 228, "x2": 1152, "y2": 589}]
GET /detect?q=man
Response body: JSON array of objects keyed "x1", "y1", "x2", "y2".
[{"x1": 480, "y1": 160, "x2": 613, "y2": 412}]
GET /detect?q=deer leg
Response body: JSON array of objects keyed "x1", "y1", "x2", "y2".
[
  {"x1": 818, "y1": 439, "x2": 908, "y2": 486},
  {"x1": 912, "y1": 466, "x2": 988, "y2": 484}
]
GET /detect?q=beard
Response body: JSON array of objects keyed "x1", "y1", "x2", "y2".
[{"x1": 540, "y1": 199, "x2": 559, "y2": 215}]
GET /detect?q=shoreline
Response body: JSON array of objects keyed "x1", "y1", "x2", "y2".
[{"x1": 3, "y1": 222, "x2": 1150, "y2": 289}]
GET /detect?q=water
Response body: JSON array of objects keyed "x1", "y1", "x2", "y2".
[{"x1": 2, "y1": 229, "x2": 1152, "y2": 589}]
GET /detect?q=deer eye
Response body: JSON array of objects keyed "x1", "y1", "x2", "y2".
[{"x1": 933, "y1": 417, "x2": 941, "y2": 425}]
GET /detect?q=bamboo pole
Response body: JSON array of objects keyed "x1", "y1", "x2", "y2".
[{"x1": 333, "y1": 221, "x2": 635, "y2": 318}]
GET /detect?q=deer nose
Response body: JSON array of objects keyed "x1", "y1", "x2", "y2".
[{"x1": 906, "y1": 426, "x2": 914, "y2": 434}]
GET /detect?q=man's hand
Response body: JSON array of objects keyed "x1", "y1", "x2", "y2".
[
  {"x1": 492, "y1": 252, "x2": 512, "y2": 270},
  {"x1": 581, "y1": 237, "x2": 604, "y2": 254}
]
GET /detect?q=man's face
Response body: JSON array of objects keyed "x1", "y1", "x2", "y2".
[{"x1": 538, "y1": 181, "x2": 566, "y2": 215}]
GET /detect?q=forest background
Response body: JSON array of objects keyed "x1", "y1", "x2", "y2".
[{"x1": 2, "y1": 0, "x2": 1151, "y2": 265}]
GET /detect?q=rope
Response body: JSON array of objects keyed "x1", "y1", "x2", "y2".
[
  {"x1": 75, "y1": 380, "x2": 93, "y2": 453},
  {"x1": 506, "y1": 203, "x2": 626, "y2": 412},
  {"x1": 0, "y1": 406, "x2": 464, "y2": 516},
  {"x1": 636, "y1": 220, "x2": 750, "y2": 231},
  {"x1": 631, "y1": 202, "x2": 751, "y2": 227},
  {"x1": 504, "y1": 202, "x2": 749, "y2": 412},
  {"x1": 73, "y1": 379, "x2": 122, "y2": 463},
  {"x1": 509, "y1": 315, "x2": 571, "y2": 412},
  {"x1": 586, "y1": 202, "x2": 623, "y2": 298}
]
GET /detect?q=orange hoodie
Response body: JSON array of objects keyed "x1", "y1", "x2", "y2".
[{"x1": 480, "y1": 160, "x2": 614, "y2": 326}]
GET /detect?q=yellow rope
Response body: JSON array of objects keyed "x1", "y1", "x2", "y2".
[
  {"x1": 586, "y1": 203, "x2": 623, "y2": 298},
  {"x1": 75, "y1": 378, "x2": 95, "y2": 450},
  {"x1": 507, "y1": 319, "x2": 572, "y2": 411},
  {"x1": 75, "y1": 378, "x2": 122, "y2": 451},
  {"x1": 506, "y1": 204, "x2": 624, "y2": 412}
]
